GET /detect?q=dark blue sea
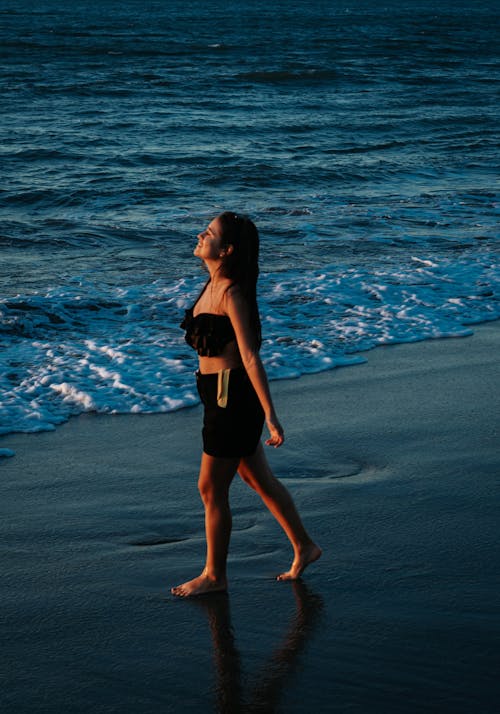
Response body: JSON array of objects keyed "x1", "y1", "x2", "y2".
[{"x1": 1, "y1": 0, "x2": 499, "y2": 435}]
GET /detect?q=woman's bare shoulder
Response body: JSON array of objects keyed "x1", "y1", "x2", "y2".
[{"x1": 223, "y1": 282, "x2": 245, "y2": 306}]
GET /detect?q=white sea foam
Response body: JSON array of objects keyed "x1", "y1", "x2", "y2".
[{"x1": 0, "y1": 248, "x2": 498, "y2": 436}]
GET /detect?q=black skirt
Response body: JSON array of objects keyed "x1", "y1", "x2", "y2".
[{"x1": 196, "y1": 367, "x2": 265, "y2": 458}]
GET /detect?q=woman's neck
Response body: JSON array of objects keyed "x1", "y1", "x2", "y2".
[{"x1": 205, "y1": 259, "x2": 226, "y2": 283}]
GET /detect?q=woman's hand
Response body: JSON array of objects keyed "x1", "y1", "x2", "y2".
[{"x1": 265, "y1": 415, "x2": 285, "y2": 448}]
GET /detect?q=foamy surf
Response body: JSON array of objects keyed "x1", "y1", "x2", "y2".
[{"x1": 1, "y1": 247, "x2": 498, "y2": 437}]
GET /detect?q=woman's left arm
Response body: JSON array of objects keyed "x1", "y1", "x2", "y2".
[{"x1": 224, "y1": 287, "x2": 284, "y2": 447}]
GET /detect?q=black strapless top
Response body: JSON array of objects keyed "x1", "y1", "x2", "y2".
[{"x1": 181, "y1": 308, "x2": 236, "y2": 357}]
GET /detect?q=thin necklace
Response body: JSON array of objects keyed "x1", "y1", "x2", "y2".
[{"x1": 209, "y1": 263, "x2": 224, "y2": 310}]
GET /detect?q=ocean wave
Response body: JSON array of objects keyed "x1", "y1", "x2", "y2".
[
  {"x1": 237, "y1": 69, "x2": 339, "y2": 84},
  {"x1": 1, "y1": 249, "x2": 498, "y2": 437},
  {"x1": 323, "y1": 140, "x2": 409, "y2": 155}
]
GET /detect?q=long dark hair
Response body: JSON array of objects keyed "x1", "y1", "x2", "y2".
[{"x1": 218, "y1": 211, "x2": 262, "y2": 350}]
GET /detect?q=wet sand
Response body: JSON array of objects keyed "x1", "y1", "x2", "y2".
[{"x1": 1, "y1": 322, "x2": 499, "y2": 713}]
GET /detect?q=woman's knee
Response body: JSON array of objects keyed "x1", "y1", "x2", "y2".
[
  {"x1": 197, "y1": 457, "x2": 237, "y2": 504},
  {"x1": 198, "y1": 475, "x2": 227, "y2": 504},
  {"x1": 197, "y1": 475, "x2": 211, "y2": 502}
]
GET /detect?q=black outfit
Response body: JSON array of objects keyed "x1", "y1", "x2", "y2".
[
  {"x1": 181, "y1": 308, "x2": 236, "y2": 357},
  {"x1": 181, "y1": 282, "x2": 264, "y2": 458}
]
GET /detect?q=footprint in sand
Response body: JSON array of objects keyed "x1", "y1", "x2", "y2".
[
  {"x1": 277, "y1": 459, "x2": 366, "y2": 481},
  {"x1": 128, "y1": 536, "x2": 189, "y2": 547}
]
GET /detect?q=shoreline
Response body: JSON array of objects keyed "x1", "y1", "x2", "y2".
[{"x1": 1, "y1": 317, "x2": 499, "y2": 450}]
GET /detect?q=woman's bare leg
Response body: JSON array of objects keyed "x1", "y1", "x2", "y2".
[
  {"x1": 238, "y1": 443, "x2": 321, "y2": 580},
  {"x1": 171, "y1": 453, "x2": 239, "y2": 597}
]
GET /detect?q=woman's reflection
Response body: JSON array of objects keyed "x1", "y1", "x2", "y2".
[{"x1": 194, "y1": 581, "x2": 324, "y2": 713}]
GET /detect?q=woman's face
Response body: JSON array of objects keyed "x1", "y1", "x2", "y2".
[{"x1": 194, "y1": 217, "x2": 224, "y2": 261}]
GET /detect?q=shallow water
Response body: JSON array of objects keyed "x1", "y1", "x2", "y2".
[{"x1": 1, "y1": 0, "x2": 499, "y2": 435}]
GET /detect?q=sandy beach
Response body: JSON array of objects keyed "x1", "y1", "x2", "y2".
[{"x1": 1, "y1": 322, "x2": 499, "y2": 713}]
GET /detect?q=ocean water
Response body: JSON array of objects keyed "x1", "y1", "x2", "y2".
[{"x1": 1, "y1": 0, "x2": 499, "y2": 437}]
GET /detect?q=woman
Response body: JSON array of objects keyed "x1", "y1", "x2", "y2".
[{"x1": 171, "y1": 212, "x2": 321, "y2": 597}]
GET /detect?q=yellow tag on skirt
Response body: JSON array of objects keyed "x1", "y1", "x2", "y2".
[{"x1": 216, "y1": 368, "x2": 231, "y2": 408}]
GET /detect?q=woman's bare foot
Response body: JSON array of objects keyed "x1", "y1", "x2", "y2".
[
  {"x1": 171, "y1": 571, "x2": 228, "y2": 598},
  {"x1": 277, "y1": 543, "x2": 322, "y2": 581}
]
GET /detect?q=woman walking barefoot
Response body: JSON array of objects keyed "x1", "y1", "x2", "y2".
[{"x1": 171, "y1": 212, "x2": 321, "y2": 597}]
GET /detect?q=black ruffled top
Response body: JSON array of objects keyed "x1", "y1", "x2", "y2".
[{"x1": 181, "y1": 307, "x2": 236, "y2": 357}]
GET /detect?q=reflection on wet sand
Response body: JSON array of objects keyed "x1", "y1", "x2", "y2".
[{"x1": 194, "y1": 581, "x2": 324, "y2": 713}]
